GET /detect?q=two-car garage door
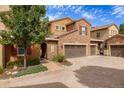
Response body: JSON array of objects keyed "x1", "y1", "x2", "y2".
[
  {"x1": 111, "y1": 45, "x2": 124, "y2": 57},
  {"x1": 64, "y1": 45, "x2": 86, "y2": 58}
]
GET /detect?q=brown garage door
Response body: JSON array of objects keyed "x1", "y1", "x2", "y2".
[
  {"x1": 90, "y1": 45, "x2": 96, "y2": 55},
  {"x1": 111, "y1": 45, "x2": 124, "y2": 57},
  {"x1": 64, "y1": 45, "x2": 86, "y2": 58}
]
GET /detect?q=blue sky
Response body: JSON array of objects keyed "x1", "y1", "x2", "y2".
[{"x1": 46, "y1": 5, "x2": 124, "y2": 27}]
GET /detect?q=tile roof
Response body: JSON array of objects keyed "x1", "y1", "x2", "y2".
[{"x1": 91, "y1": 23, "x2": 118, "y2": 31}]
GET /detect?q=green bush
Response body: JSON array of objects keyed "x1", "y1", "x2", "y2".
[
  {"x1": 6, "y1": 58, "x2": 40, "y2": 69},
  {"x1": 6, "y1": 60, "x2": 23, "y2": 69},
  {"x1": 27, "y1": 58, "x2": 40, "y2": 66},
  {"x1": 52, "y1": 54, "x2": 65, "y2": 62},
  {"x1": 14, "y1": 65, "x2": 48, "y2": 77},
  {"x1": 0, "y1": 66, "x2": 4, "y2": 74}
]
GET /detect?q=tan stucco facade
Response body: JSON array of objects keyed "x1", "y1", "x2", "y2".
[
  {"x1": 48, "y1": 18, "x2": 72, "y2": 36},
  {"x1": 47, "y1": 18, "x2": 91, "y2": 59},
  {"x1": 91, "y1": 24, "x2": 119, "y2": 40},
  {"x1": 106, "y1": 35, "x2": 124, "y2": 56}
]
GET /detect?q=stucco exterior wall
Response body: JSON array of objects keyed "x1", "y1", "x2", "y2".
[
  {"x1": 48, "y1": 18, "x2": 72, "y2": 36},
  {"x1": 4, "y1": 44, "x2": 41, "y2": 64},
  {"x1": 0, "y1": 45, "x2": 4, "y2": 67},
  {"x1": 0, "y1": 5, "x2": 9, "y2": 12},
  {"x1": 58, "y1": 30, "x2": 90, "y2": 56},
  {"x1": 47, "y1": 41, "x2": 58, "y2": 59},
  {"x1": 91, "y1": 25, "x2": 119, "y2": 40},
  {"x1": 91, "y1": 28, "x2": 109, "y2": 40},
  {"x1": 106, "y1": 35, "x2": 124, "y2": 56},
  {"x1": 108, "y1": 25, "x2": 119, "y2": 37}
]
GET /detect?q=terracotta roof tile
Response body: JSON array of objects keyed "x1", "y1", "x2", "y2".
[{"x1": 91, "y1": 23, "x2": 118, "y2": 31}]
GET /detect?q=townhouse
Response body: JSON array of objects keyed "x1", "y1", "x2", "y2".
[
  {"x1": 46, "y1": 17, "x2": 91, "y2": 59},
  {"x1": 0, "y1": 5, "x2": 124, "y2": 68},
  {"x1": 91, "y1": 23, "x2": 124, "y2": 57},
  {"x1": 0, "y1": 6, "x2": 91, "y2": 68}
]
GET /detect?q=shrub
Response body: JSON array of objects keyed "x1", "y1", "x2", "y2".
[
  {"x1": 0, "y1": 66, "x2": 4, "y2": 74},
  {"x1": 14, "y1": 65, "x2": 48, "y2": 77},
  {"x1": 52, "y1": 54, "x2": 65, "y2": 62},
  {"x1": 6, "y1": 60, "x2": 23, "y2": 69},
  {"x1": 6, "y1": 58, "x2": 40, "y2": 69},
  {"x1": 27, "y1": 58, "x2": 40, "y2": 66}
]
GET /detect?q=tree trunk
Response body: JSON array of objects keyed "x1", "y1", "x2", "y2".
[{"x1": 24, "y1": 47, "x2": 27, "y2": 68}]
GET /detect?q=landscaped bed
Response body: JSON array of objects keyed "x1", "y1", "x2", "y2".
[
  {"x1": 52, "y1": 54, "x2": 72, "y2": 66},
  {"x1": 0, "y1": 65, "x2": 48, "y2": 79},
  {"x1": 14, "y1": 65, "x2": 48, "y2": 77},
  {"x1": 0, "y1": 58, "x2": 48, "y2": 79}
]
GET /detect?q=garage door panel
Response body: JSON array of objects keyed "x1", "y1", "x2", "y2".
[
  {"x1": 65, "y1": 45, "x2": 86, "y2": 58},
  {"x1": 111, "y1": 45, "x2": 124, "y2": 57},
  {"x1": 90, "y1": 45, "x2": 96, "y2": 55}
]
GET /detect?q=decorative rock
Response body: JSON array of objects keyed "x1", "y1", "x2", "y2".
[
  {"x1": 11, "y1": 71, "x2": 18, "y2": 75},
  {"x1": 13, "y1": 66, "x2": 18, "y2": 70},
  {"x1": 5, "y1": 71, "x2": 11, "y2": 75}
]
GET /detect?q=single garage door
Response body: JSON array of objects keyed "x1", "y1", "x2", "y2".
[
  {"x1": 64, "y1": 45, "x2": 86, "y2": 58},
  {"x1": 90, "y1": 45, "x2": 96, "y2": 55},
  {"x1": 111, "y1": 45, "x2": 124, "y2": 57}
]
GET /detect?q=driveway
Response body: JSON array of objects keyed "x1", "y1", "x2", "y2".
[{"x1": 1, "y1": 56, "x2": 124, "y2": 88}]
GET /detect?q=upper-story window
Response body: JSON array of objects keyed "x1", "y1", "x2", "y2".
[
  {"x1": 96, "y1": 32, "x2": 100, "y2": 38},
  {"x1": 61, "y1": 26, "x2": 65, "y2": 31},
  {"x1": 55, "y1": 25, "x2": 60, "y2": 30},
  {"x1": 55, "y1": 25, "x2": 65, "y2": 31},
  {"x1": 80, "y1": 26, "x2": 87, "y2": 35}
]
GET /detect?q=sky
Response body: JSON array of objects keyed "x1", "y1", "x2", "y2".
[{"x1": 46, "y1": 5, "x2": 124, "y2": 27}]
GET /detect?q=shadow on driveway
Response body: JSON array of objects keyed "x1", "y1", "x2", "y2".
[
  {"x1": 74, "y1": 66, "x2": 124, "y2": 88},
  {"x1": 12, "y1": 82, "x2": 69, "y2": 88}
]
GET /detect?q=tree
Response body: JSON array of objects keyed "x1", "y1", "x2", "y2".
[
  {"x1": 0, "y1": 5, "x2": 49, "y2": 68},
  {"x1": 119, "y1": 23, "x2": 124, "y2": 35}
]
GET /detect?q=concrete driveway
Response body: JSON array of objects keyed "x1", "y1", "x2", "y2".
[{"x1": 1, "y1": 56, "x2": 124, "y2": 88}]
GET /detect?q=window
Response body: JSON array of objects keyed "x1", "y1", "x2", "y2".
[
  {"x1": 80, "y1": 26, "x2": 87, "y2": 35},
  {"x1": 17, "y1": 45, "x2": 25, "y2": 56},
  {"x1": 55, "y1": 26, "x2": 59, "y2": 30},
  {"x1": 96, "y1": 32, "x2": 100, "y2": 38},
  {"x1": 61, "y1": 27, "x2": 65, "y2": 30}
]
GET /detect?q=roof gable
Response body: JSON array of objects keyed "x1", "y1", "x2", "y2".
[
  {"x1": 105, "y1": 34, "x2": 124, "y2": 41},
  {"x1": 91, "y1": 23, "x2": 118, "y2": 31},
  {"x1": 49, "y1": 17, "x2": 72, "y2": 24}
]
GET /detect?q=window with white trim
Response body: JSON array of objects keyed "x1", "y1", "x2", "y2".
[
  {"x1": 17, "y1": 45, "x2": 25, "y2": 56},
  {"x1": 55, "y1": 25, "x2": 61, "y2": 30},
  {"x1": 80, "y1": 26, "x2": 87, "y2": 35},
  {"x1": 96, "y1": 32, "x2": 100, "y2": 38}
]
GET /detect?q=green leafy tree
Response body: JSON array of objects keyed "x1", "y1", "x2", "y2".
[
  {"x1": 0, "y1": 5, "x2": 48, "y2": 68},
  {"x1": 119, "y1": 23, "x2": 124, "y2": 35}
]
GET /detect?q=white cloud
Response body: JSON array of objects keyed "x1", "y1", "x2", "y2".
[
  {"x1": 74, "y1": 6, "x2": 83, "y2": 14},
  {"x1": 81, "y1": 12, "x2": 94, "y2": 20},
  {"x1": 112, "y1": 6, "x2": 124, "y2": 18},
  {"x1": 47, "y1": 12, "x2": 63, "y2": 21}
]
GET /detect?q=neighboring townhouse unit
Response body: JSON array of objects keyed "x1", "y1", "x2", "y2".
[
  {"x1": 0, "y1": 6, "x2": 41, "y2": 68},
  {"x1": 105, "y1": 34, "x2": 124, "y2": 57},
  {"x1": 90, "y1": 23, "x2": 119, "y2": 55},
  {"x1": 0, "y1": 5, "x2": 10, "y2": 67},
  {"x1": 91, "y1": 23, "x2": 119, "y2": 40},
  {"x1": 46, "y1": 17, "x2": 91, "y2": 59}
]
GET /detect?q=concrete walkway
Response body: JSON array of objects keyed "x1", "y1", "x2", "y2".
[{"x1": 1, "y1": 56, "x2": 124, "y2": 88}]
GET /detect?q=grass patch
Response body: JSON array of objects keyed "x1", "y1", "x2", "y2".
[{"x1": 14, "y1": 65, "x2": 48, "y2": 77}]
